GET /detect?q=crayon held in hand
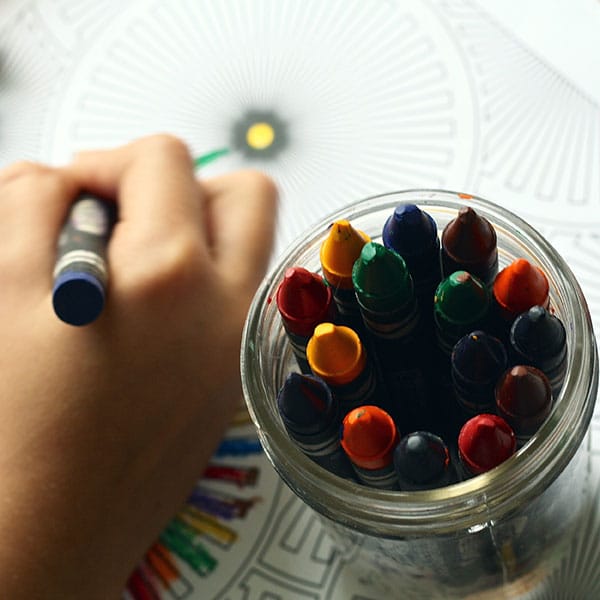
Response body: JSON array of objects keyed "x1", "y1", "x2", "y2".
[
  {"x1": 52, "y1": 194, "x2": 115, "y2": 326},
  {"x1": 458, "y1": 413, "x2": 516, "y2": 477},
  {"x1": 276, "y1": 266, "x2": 337, "y2": 373},
  {"x1": 441, "y1": 206, "x2": 498, "y2": 286},
  {"x1": 277, "y1": 372, "x2": 356, "y2": 480},
  {"x1": 393, "y1": 431, "x2": 456, "y2": 491},
  {"x1": 495, "y1": 365, "x2": 553, "y2": 446},
  {"x1": 340, "y1": 405, "x2": 400, "y2": 489}
]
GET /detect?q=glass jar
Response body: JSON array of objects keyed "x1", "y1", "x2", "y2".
[{"x1": 241, "y1": 190, "x2": 598, "y2": 598}]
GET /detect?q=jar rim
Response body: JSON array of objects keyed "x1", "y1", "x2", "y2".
[{"x1": 241, "y1": 189, "x2": 598, "y2": 535}]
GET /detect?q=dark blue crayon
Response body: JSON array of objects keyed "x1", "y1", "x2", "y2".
[
  {"x1": 352, "y1": 242, "x2": 431, "y2": 431},
  {"x1": 277, "y1": 372, "x2": 357, "y2": 480},
  {"x1": 509, "y1": 305, "x2": 567, "y2": 397},
  {"x1": 53, "y1": 194, "x2": 116, "y2": 326},
  {"x1": 382, "y1": 203, "x2": 441, "y2": 311},
  {"x1": 451, "y1": 330, "x2": 508, "y2": 417},
  {"x1": 393, "y1": 431, "x2": 457, "y2": 491}
]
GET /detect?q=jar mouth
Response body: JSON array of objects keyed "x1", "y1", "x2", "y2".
[{"x1": 241, "y1": 189, "x2": 598, "y2": 536}]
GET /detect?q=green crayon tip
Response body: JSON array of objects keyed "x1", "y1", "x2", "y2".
[
  {"x1": 434, "y1": 271, "x2": 490, "y2": 326},
  {"x1": 194, "y1": 147, "x2": 230, "y2": 168},
  {"x1": 352, "y1": 242, "x2": 414, "y2": 310}
]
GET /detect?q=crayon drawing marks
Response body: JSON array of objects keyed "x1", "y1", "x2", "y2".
[
  {"x1": 127, "y1": 426, "x2": 283, "y2": 599},
  {"x1": 45, "y1": 0, "x2": 476, "y2": 255}
]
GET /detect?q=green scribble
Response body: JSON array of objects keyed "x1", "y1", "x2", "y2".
[{"x1": 194, "y1": 148, "x2": 230, "y2": 168}]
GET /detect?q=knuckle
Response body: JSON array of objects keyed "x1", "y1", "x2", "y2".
[
  {"x1": 136, "y1": 133, "x2": 192, "y2": 164},
  {"x1": 0, "y1": 160, "x2": 47, "y2": 183},
  {"x1": 238, "y1": 169, "x2": 279, "y2": 204}
]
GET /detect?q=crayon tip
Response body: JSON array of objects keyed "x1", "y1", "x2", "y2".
[
  {"x1": 452, "y1": 331, "x2": 507, "y2": 384},
  {"x1": 393, "y1": 431, "x2": 450, "y2": 488},
  {"x1": 276, "y1": 267, "x2": 333, "y2": 336},
  {"x1": 306, "y1": 323, "x2": 366, "y2": 385},
  {"x1": 277, "y1": 373, "x2": 334, "y2": 435},
  {"x1": 442, "y1": 206, "x2": 497, "y2": 263},
  {"x1": 340, "y1": 406, "x2": 399, "y2": 469},
  {"x1": 458, "y1": 414, "x2": 516, "y2": 475},
  {"x1": 320, "y1": 220, "x2": 370, "y2": 289},
  {"x1": 352, "y1": 242, "x2": 413, "y2": 306},
  {"x1": 510, "y1": 306, "x2": 566, "y2": 360},
  {"x1": 495, "y1": 366, "x2": 552, "y2": 437},
  {"x1": 493, "y1": 258, "x2": 549, "y2": 317},
  {"x1": 434, "y1": 271, "x2": 489, "y2": 326},
  {"x1": 382, "y1": 203, "x2": 438, "y2": 256}
]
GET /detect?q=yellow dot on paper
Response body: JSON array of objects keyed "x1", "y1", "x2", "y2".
[{"x1": 246, "y1": 122, "x2": 275, "y2": 150}]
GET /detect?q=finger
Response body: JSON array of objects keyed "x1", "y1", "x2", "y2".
[
  {"x1": 202, "y1": 170, "x2": 278, "y2": 294},
  {"x1": 64, "y1": 134, "x2": 206, "y2": 241},
  {"x1": 0, "y1": 164, "x2": 78, "y2": 281}
]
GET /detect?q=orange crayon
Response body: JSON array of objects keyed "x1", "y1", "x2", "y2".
[
  {"x1": 493, "y1": 258, "x2": 549, "y2": 324},
  {"x1": 340, "y1": 405, "x2": 400, "y2": 489},
  {"x1": 307, "y1": 323, "x2": 386, "y2": 416},
  {"x1": 320, "y1": 220, "x2": 370, "y2": 328}
]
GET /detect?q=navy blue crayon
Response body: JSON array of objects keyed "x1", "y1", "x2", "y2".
[
  {"x1": 53, "y1": 194, "x2": 115, "y2": 326},
  {"x1": 382, "y1": 203, "x2": 441, "y2": 309},
  {"x1": 277, "y1": 372, "x2": 356, "y2": 480},
  {"x1": 509, "y1": 305, "x2": 567, "y2": 397},
  {"x1": 393, "y1": 431, "x2": 457, "y2": 491},
  {"x1": 451, "y1": 331, "x2": 508, "y2": 416}
]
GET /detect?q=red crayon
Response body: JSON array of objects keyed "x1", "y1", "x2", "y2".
[
  {"x1": 276, "y1": 267, "x2": 337, "y2": 372},
  {"x1": 492, "y1": 258, "x2": 549, "y2": 323},
  {"x1": 495, "y1": 365, "x2": 552, "y2": 446},
  {"x1": 458, "y1": 414, "x2": 516, "y2": 477},
  {"x1": 441, "y1": 206, "x2": 498, "y2": 286}
]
